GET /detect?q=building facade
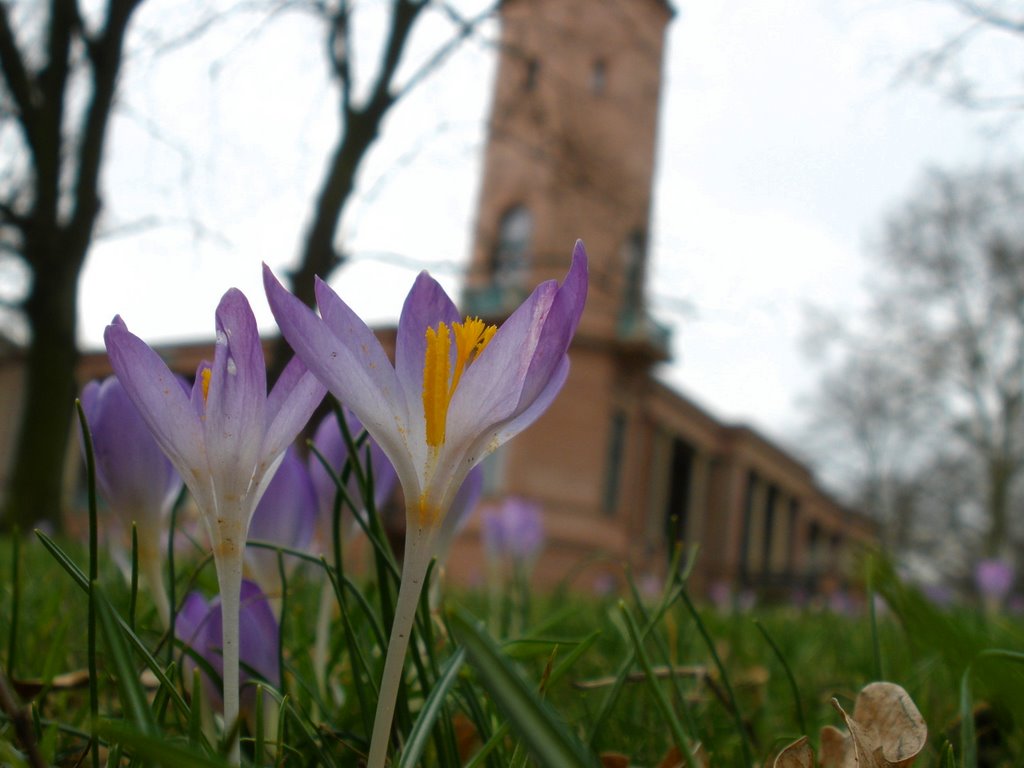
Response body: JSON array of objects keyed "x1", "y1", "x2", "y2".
[{"x1": 441, "y1": 0, "x2": 875, "y2": 596}]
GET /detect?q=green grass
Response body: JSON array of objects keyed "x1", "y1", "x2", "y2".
[{"x1": 0, "y1": 530, "x2": 1021, "y2": 766}]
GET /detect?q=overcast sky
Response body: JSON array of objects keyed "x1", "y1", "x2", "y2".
[{"x1": 73, "y1": 0, "x2": 1024, "y2": 444}]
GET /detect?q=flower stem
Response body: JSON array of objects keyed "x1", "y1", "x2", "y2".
[
  {"x1": 139, "y1": 537, "x2": 170, "y2": 630},
  {"x1": 366, "y1": 526, "x2": 432, "y2": 768},
  {"x1": 214, "y1": 549, "x2": 243, "y2": 765}
]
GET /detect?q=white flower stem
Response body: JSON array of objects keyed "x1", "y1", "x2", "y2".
[
  {"x1": 366, "y1": 526, "x2": 433, "y2": 768},
  {"x1": 312, "y1": 577, "x2": 335, "y2": 717},
  {"x1": 214, "y1": 547, "x2": 244, "y2": 766},
  {"x1": 138, "y1": 537, "x2": 170, "y2": 630}
]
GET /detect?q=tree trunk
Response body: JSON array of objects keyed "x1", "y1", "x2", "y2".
[
  {"x1": 985, "y1": 456, "x2": 1013, "y2": 558},
  {"x1": 3, "y1": 243, "x2": 82, "y2": 531}
]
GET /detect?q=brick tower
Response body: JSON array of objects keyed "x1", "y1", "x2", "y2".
[{"x1": 460, "y1": 0, "x2": 675, "y2": 583}]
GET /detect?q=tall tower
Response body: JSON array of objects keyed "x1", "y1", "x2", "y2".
[
  {"x1": 460, "y1": 0, "x2": 674, "y2": 580},
  {"x1": 465, "y1": 0, "x2": 673, "y2": 348}
]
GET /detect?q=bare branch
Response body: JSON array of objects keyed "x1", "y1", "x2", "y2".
[
  {"x1": 392, "y1": 1, "x2": 498, "y2": 102},
  {"x1": 0, "y1": 2, "x2": 39, "y2": 146}
]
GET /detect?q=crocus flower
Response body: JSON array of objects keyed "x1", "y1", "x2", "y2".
[
  {"x1": 246, "y1": 445, "x2": 317, "y2": 611},
  {"x1": 104, "y1": 288, "x2": 325, "y2": 761},
  {"x1": 178, "y1": 580, "x2": 279, "y2": 723},
  {"x1": 264, "y1": 240, "x2": 587, "y2": 768},
  {"x1": 80, "y1": 375, "x2": 184, "y2": 627},
  {"x1": 975, "y1": 558, "x2": 1015, "y2": 606},
  {"x1": 481, "y1": 496, "x2": 545, "y2": 566}
]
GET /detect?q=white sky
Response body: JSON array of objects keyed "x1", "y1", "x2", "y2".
[{"x1": 74, "y1": 0, "x2": 1024, "y2": 444}]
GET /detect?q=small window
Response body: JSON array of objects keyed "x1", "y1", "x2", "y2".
[
  {"x1": 602, "y1": 410, "x2": 627, "y2": 516},
  {"x1": 493, "y1": 205, "x2": 533, "y2": 287},
  {"x1": 621, "y1": 229, "x2": 646, "y2": 314},
  {"x1": 524, "y1": 57, "x2": 539, "y2": 91},
  {"x1": 590, "y1": 58, "x2": 607, "y2": 95}
]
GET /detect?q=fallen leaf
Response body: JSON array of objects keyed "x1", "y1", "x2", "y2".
[
  {"x1": 600, "y1": 752, "x2": 630, "y2": 768},
  {"x1": 821, "y1": 682, "x2": 927, "y2": 768},
  {"x1": 774, "y1": 736, "x2": 814, "y2": 768}
]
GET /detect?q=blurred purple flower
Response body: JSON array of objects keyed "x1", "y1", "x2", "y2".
[
  {"x1": 177, "y1": 580, "x2": 279, "y2": 716},
  {"x1": 435, "y1": 465, "x2": 484, "y2": 564},
  {"x1": 707, "y1": 580, "x2": 731, "y2": 610},
  {"x1": 246, "y1": 445, "x2": 317, "y2": 600},
  {"x1": 921, "y1": 582, "x2": 953, "y2": 608},
  {"x1": 975, "y1": 558, "x2": 1015, "y2": 603},
  {"x1": 482, "y1": 496, "x2": 545, "y2": 564},
  {"x1": 308, "y1": 409, "x2": 399, "y2": 542},
  {"x1": 639, "y1": 572, "x2": 663, "y2": 599},
  {"x1": 80, "y1": 375, "x2": 184, "y2": 627},
  {"x1": 591, "y1": 572, "x2": 617, "y2": 598},
  {"x1": 737, "y1": 588, "x2": 757, "y2": 613},
  {"x1": 827, "y1": 589, "x2": 855, "y2": 616}
]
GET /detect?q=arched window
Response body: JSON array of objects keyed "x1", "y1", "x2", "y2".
[{"x1": 493, "y1": 205, "x2": 533, "y2": 287}]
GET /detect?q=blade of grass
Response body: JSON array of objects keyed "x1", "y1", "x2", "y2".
[
  {"x1": 449, "y1": 608, "x2": 598, "y2": 768},
  {"x1": 7, "y1": 530, "x2": 19, "y2": 675},
  {"x1": 397, "y1": 648, "x2": 466, "y2": 768},
  {"x1": 618, "y1": 602, "x2": 698, "y2": 768},
  {"x1": 34, "y1": 531, "x2": 192, "y2": 716},
  {"x1": 960, "y1": 649, "x2": 1024, "y2": 768},
  {"x1": 678, "y1": 588, "x2": 754, "y2": 765},
  {"x1": 94, "y1": 584, "x2": 157, "y2": 737},
  {"x1": 753, "y1": 619, "x2": 806, "y2": 736},
  {"x1": 586, "y1": 580, "x2": 684, "y2": 748},
  {"x1": 75, "y1": 400, "x2": 101, "y2": 768},
  {"x1": 97, "y1": 721, "x2": 229, "y2": 768},
  {"x1": 129, "y1": 523, "x2": 139, "y2": 632}
]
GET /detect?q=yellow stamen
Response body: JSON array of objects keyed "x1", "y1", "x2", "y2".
[
  {"x1": 201, "y1": 368, "x2": 212, "y2": 403},
  {"x1": 423, "y1": 324, "x2": 451, "y2": 448},
  {"x1": 422, "y1": 316, "x2": 497, "y2": 448}
]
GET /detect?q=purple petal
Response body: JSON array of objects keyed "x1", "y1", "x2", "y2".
[
  {"x1": 202, "y1": 290, "x2": 266, "y2": 499},
  {"x1": 264, "y1": 266, "x2": 405, "y2": 449},
  {"x1": 516, "y1": 244, "x2": 588, "y2": 407},
  {"x1": 104, "y1": 317, "x2": 206, "y2": 482},
  {"x1": 444, "y1": 281, "x2": 559, "y2": 440},
  {"x1": 263, "y1": 355, "x2": 326, "y2": 461},
  {"x1": 248, "y1": 446, "x2": 316, "y2": 584},
  {"x1": 437, "y1": 465, "x2": 484, "y2": 557},
  {"x1": 181, "y1": 582, "x2": 280, "y2": 714},
  {"x1": 394, "y1": 272, "x2": 460, "y2": 432},
  {"x1": 80, "y1": 376, "x2": 182, "y2": 528},
  {"x1": 237, "y1": 580, "x2": 281, "y2": 691}
]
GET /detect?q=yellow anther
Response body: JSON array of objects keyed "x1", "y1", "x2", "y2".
[
  {"x1": 201, "y1": 368, "x2": 212, "y2": 403},
  {"x1": 423, "y1": 324, "x2": 451, "y2": 448},
  {"x1": 422, "y1": 316, "x2": 497, "y2": 449}
]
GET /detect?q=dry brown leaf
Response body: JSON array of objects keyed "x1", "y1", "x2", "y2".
[
  {"x1": 655, "y1": 742, "x2": 709, "y2": 768},
  {"x1": 600, "y1": 753, "x2": 631, "y2": 768},
  {"x1": 851, "y1": 682, "x2": 927, "y2": 767},
  {"x1": 774, "y1": 736, "x2": 815, "y2": 768},
  {"x1": 819, "y1": 724, "x2": 854, "y2": 768},
  {"x1": 820, "y1": 683, "x2": 927, "y2": 768},
  {"x1": 657, "y1": 745, "x2": 683, "y2": 768}
]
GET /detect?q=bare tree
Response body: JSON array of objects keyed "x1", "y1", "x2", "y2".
[
  {"x1": 0, "y1": 0, "x2": 497, "y2": 529},
  {"x1": 0, "y1": 0, "x2": 145, "y2": 530},
  {"x1": 271, "y1": 0, "x2": 497, "y2": 378},
  {"x1": 899, "y1": 0, "x2": 1024, "y2": 113},
  {"x1": 800, "y1": 323, "x2": 938, "y2": 552},
  {"x1": 804, "y1": 164, "x2": 1024, "y2": 559}
]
